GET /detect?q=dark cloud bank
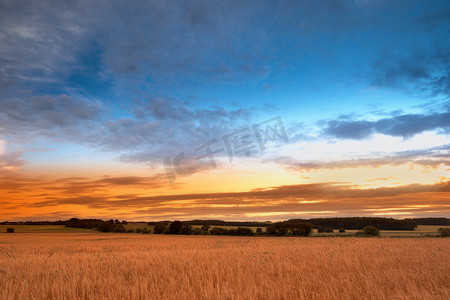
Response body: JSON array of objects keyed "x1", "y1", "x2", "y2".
[{"x1": 324, "y1": 108, "x2": 450, "y2": 140}]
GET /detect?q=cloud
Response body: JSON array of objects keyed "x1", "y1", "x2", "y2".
[
  {"x1": 0, "y1": 1, "x2": 96, "y2": 91},
  {"x1": 266, "y1": 129, "x2": 450, "y2": 177},
  {"x1": 99, "y1": 98, "x2": 254, "y2": 161},
  {"x1": 0, "y1": 0, "x2": 393, "y2": 93},
  {"x1": 323, "y1": 107, "x2": 450, "y2": 139},
  {"x1": 0, "y1": 93, "x2": 255, "y2": 161},
  {"x1": 325, "y1": 120, "x2": 374, "y2": 140},
  {"x1": 41, "y1": 175, "x2": 167, "y2": 194},
  {"x1": 370, "y1": 47, "x2": 450, "y2": 99},
  {"x1": 0, "y1": 95, "x2": 102, "y2": 142},
  {"x1": 1, "y1": 0, "x2": 449, "y2": 172},
  {"x1": 4, "y1": 179, "x2": 449, "y2": 220},
  {"x1": 0, "y1": 150, "x2": 25, "y2": 172}
]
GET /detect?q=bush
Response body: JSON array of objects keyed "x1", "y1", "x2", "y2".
[
  {"x1": 256, "y1": 227, "x2": 263, "y2": 235},
  {"x1": 153, "y1": 223, "x2": 168, "y2": 234},
  {"x1": 113, "y1": 225, "x2": 126, "y2": 233},
  {"x1": 141, "y1": 228, "x2": 151, "y2": 234},
  {"x1": 324, "y1": 227, "x2": 333, "y2": 233},
  {"x1": 6, "y1": 228, "x2": 14, "y2": 233},
  {"x1": 126, "y1": 229, "x2": 134, "y2": 233},
  {"x1": 438, "y1": 228, "x2": 450, "y2": 237},
  {"x1": 362, "y1": 226, "x2": 380, "y2": 236},
  {"x1": 135, "y1": 228, "x2": 142, "y2": 233},
  {"x1": 339, "y1": 228, "x2": 346, "y2": 233}
]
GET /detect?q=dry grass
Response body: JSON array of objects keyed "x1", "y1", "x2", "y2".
[{"x1": 0, "y1": 233, "x2": 449, "y2": 300}]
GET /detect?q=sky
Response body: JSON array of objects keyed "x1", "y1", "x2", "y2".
[{"x1": 0, "y1": 0, "x2": 449, "y2": 221}]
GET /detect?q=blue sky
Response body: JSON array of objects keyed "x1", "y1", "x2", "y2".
[{"x1": 0, "y1": 0, "x2": 449, "y2": 220}]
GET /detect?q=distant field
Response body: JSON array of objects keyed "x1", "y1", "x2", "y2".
[
  {"x1": 0, "y1": 234, "x2": 448, "y2": 299},
  {"x1": 313, "y1": 225, "x2": 450, "y2": 237},
  {"x1": 0, "y1": 225, "x2": 93, "y2": 233},
  {"x1": 416, "y1": 225, "x2": 450, "y2": 232}
]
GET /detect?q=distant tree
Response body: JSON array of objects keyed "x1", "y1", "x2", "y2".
[
  {"x1": 98, "y1": 223, "x2": 114, "y2": 232},
  {"x1": 122, "y1": 220, "x2": 128, "y2": 225},
  {"x1": 6, "y1": 228, "x2": 14, "y2": 233},
  {"x1": 153, "y1": 223, "x2": 168, "y2": 234},
  {"x1": 289, "y1": 217, "x2": 417, "y2": 230},
  {"x1": 192, "y1": 228, "x2": 202, "y2": 235},
  {"x1": 135, "y1": 228, "x2": 142, "y2": 233},
  {"x1": 141, "y1": 228, "x2": 151, "y2": 234},
  {"x1": 290, "y1": 223, "x2": 314, "y2": 236},
  {"x1": 113, "y1": 225, "x2": 126, "y2": 233},
  {"x1": 210, "y1": 227, "x2": 228, "y2": 235},
  {"x1": 201, "y1": 224, "x2": 210, "y2": 233},
  {"x1": 407, "y1": 218, "x2": 449, "y2": 226},
  {"x1": 266, "y1": 223, "x2": 289, "y2": 236},
  {"x1": 235, "y1": 227, "x2": 255, "y2": 236},
  {"x1": 168, "y1": 221, "x2": 183, "y2": 234},
  {"x1": 256, "y1": 227, "x2": 263, "y2": 235},
  {"x1": 267, "y1": 222, "x2": 313, "y2": 236},
  {"x1": 126, "y1": 229, "x2": 134, "y2": 233},
  {"x1": 114, "y1": 219, "x2": 120, "y2": 224},
  {"x1": 339, "y1": 228, "x2": 346, "y2": 233},
  {"x1": 109, "y1": 219, "x2": 115, "y2": 224},
  {"x1": 362, "y1": 226, "x2": 380, "y2": 236},
  {"x1": 318, "y1": 226, "x2": 333, "y2": 233},
  {"x1": 65, "y1": 219, "x2": 103, "y2": 229},
  {"x1": 438, "y1": 228, "x2": 450, "y2": 237},
  {"x1": 179, "y1": 223, "x2": 193, "y2": 235}
]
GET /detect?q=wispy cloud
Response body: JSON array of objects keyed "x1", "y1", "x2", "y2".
[
  {"x1": 0, "y1": 150, "x2": 25, "y2": 172},
  {"x1": 4, "y1": 179, "x2": 448, "y2": 220},
  {"x1": 0, "y1": 95, "x2": 102, "y2": 142}
]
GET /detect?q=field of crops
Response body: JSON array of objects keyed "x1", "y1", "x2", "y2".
[{"x1": 0, "y1": 233, "x2": 448, "y2": 299}]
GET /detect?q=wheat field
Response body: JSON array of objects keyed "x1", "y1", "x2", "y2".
[{"x1": 0, "y1": 233, "x2": 448, "y2": 299}]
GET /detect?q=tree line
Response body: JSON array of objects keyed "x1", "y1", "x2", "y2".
[
  {"x1": 2, "y1": 217, "x2": 449, "y2": 232},
  {"x1": 405, "y1": 218, "x2": 450, "y2": 225},
  {"x1": 287, "y1": 217, "x2": 418, "y2": 230},
  {"x1": 151, "y1": 221, "x2": 314, "y2": 236}
]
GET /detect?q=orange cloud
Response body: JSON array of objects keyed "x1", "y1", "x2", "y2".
[{"x1": 1, "y1": 170, "x2": 449, "y2": 221}]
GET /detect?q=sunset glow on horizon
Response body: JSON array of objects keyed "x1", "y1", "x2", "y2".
[{"x1": 1, "y1": 0, "x2": 449, "y2": 221}]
